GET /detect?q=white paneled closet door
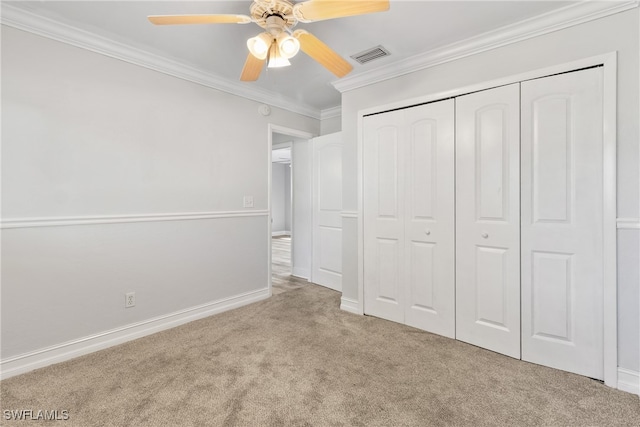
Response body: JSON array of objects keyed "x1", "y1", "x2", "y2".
[
  {"x1": 364, "y1": 100, "x2": 455, "y2": 336},
  {"x1": 403, "y1": 101, "x2": 455, "y2": 338},
  {"x1": 521, "y1": 68, "x2": 604, "y2": 380},
  {"x1": 364, "y1": 108, "x2": 405, "y2": 323},
  {"x1": 455, "y1": 84, "x2": 521, "y2": 358}
]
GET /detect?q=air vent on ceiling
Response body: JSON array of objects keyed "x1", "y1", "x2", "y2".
[{"x1": 350, "y1": 45, "x2": 390, "y2": 65}]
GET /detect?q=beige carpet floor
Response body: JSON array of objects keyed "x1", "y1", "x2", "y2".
[{"x1": 1, "y1": 284, "x2": 639, "y2": 426}]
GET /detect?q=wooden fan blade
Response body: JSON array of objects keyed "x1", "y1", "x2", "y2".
[
  {"x1": 294, "y1": 30, "x2": 353, "y2": 78},
  {"x1": 148, "y1": 14, "x2": 252, "y2": 25},
  {"x1": 293, "y1": 0, "x2": 389, "y2": 23},
  {"x1": 240, "y1": 53, "x2": 266, "y2": 81}
]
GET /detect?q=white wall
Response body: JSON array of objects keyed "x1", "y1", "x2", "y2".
[
  {"x1": 340, "y1": 10, "x2": 639, "y2": 372},
  {"x1": 0, "y1": 26, "x2": 319, "y2": 367},
  {"x1": 284, "y1": 165, "x2": 291, "y2": 231},
  {"x1": 321, "y1": 115, "x2": 341, "y2": 135},
  {"x1": 271, "y1": 161, "x2": 291, "y2": 234},
  {"x1": 271, "y1": 163, "x2": 288, "y2": 234},
  {"x1": 291, "y1": 138, "x2": 312, "y2": 279}
]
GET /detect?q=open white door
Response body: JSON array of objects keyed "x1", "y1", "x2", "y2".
[
  {"x1": 455, "y1": 84, "x2": 521, "y2": 359},
  {"x1": 521, "y1": 67, "x2": 604, "y2": 380},
  {"x1": 311, "y1": 132, "x2": 342, "y2": 291}
]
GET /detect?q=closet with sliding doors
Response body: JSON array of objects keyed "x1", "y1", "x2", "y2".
[{"x1": 363, "y1": 66, "x2": 606, "y2": 380}]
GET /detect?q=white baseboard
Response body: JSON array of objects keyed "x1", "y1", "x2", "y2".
[
  {"x1": 291, "y1": 266, "x2": 310, "y2": 280},
  {"x1": 340, "y1": 297, "x2": 361, "y2": 315},
  {"x1": 272, "y1": 231, "x2": 291, "y2": 237},
  {"x1": 618, "y1": 367, "x2": 640, "y2": 395},
  {"x1": 0, "y1": 288, "x2": 270, "y2": 380}
]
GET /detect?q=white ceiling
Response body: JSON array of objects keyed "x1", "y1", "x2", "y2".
[{"x1": 5, "y1": 1, "x2": 575, "y2": 112}]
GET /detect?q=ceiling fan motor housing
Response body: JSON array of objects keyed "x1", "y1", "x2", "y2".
[
  {"x1": 265, "y1": 15, "x2": 287, "y2": 37},
  {"x1": 251, "y1": 0, "x2": 297, "y2": 31}
]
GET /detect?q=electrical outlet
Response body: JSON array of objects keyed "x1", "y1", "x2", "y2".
[
  {"x1": 243, "y1": 196, "x2": 254, "y2": 208},
  {"x1": 125, "y1": 292, "x2": 135, "y2": 308}
]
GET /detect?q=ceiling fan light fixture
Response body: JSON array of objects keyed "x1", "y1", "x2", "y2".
[
  {"x1": 149, "y1": 0, "x2": 391, "y2": 80},
  {"x1": 277, "y1": 33, "x2": 300, "y2": 59},
  {"x1": 267, "y1": 42, "x2": 291, "y2": 68},
  {"x1": 247, "y1": 32, "x2": 273, "y2": 60}
]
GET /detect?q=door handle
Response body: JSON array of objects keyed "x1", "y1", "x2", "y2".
[
  {"x1": 481, "y1": 232, "x2": 489, "y2": 239},
  {"x1": 424, "y1": 230, "x2": 431, "y2": 236}
]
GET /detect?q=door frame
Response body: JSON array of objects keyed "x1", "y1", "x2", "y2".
[
  {"x1": 267, "y1": 124, "x2": 315, "y2": 295},
  {"x1": 356, "y1": 52, "x2": 618, "y2": 387}
]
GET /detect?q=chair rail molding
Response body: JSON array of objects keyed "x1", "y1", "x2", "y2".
[
  {"x1": 332, "y1": 1, "x2": 639, "y2": 93},
  {"x1": 0, "y1": 210, "x2": 269, "y2": 229},
  {"x1": 0, "y1": 3, "x2": 321, "y2": 120}
]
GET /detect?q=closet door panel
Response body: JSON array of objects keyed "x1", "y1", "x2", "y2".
[
  {"x1": 455, "y1": 84, "x2": 521, "y2": 358},
  {"x1": 404, "y1": 100, "x2": 455, "y2": 338},
  {"x1": 363, "y1": 110, "x2": 405, "y2": 323},
  {"x1": 521, "y1": 68, "x2": 604, "y2": 380}
]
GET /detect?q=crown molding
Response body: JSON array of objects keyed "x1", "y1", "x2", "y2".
[
  {"x1": 0, "y1": 3, "x2": 322, "y2": 120},
  {"x1": 333, "y1": 1, "x2": 639, "y2": 93},
  {"x1": 320, "y1": 106, "x2": 341, "y2": 120}
]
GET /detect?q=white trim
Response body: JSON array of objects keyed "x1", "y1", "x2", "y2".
[
  {"x1": 291, "y1": 267, "x2": 310, "y2": 280},
  {"x1": 268, "y1": 125, "x2": 317, "y2": 142},
  {"x1": 0, "y1": 3, "x2": 321, "y2": 120},
  {"x1": 340, "y1": 297, "x2": 362, "y2": 315},
  {"x1": 0, "y1": 288, "x2": 270, "y2": 380},
  {"x1": 320, "y1": 106, "x2": 342, "y2": 120},
  {"x1": 356, "y1": 53, "x2": 618, "y2": 388},
  {"x1": 358, "y1": 54, "x2": 618, "y2": 118},
  {"x1": 617, "y1": 218, "x2": 640, "y2": 229},
  {"x1": 357, "y1": 101, "x2": 366, "y2": 316},
  {"x1": 617, "y1": 368, "x2": 640, "y2": 395},
  {"x1": 272, "y1": 141, "x2": 293, "y2": 150},
  {"x1": 601, "y1": 53, "x2": 618, "y2": 388},
  {"x1": 341, "y1": 211, "x2": 358, "y2": 219},
  {"x1": 0, "y1": 210, "x2": 268, "y2": 229},
  {"x1": 272, "y1": 231, "x2": 291, "y2": 237},
  {"x1": 333, "y1": 1, "x2": 638, "y2": 93}
]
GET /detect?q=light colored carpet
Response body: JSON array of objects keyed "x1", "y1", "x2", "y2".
[{"x1": 1, "y1": 284, "x2": 639, "y2": 426}]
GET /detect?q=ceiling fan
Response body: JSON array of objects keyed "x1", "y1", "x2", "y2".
[{"x1": 148, "y1": 0, "x2": 390, "y2": 81}]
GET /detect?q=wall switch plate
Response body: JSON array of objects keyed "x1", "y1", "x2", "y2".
[
  {"x1": 243, "y1": 196, "x2": 254, "y2": 208},
  {"x1": 125, "y1": 292, "x2": 135, "y2": 308}
]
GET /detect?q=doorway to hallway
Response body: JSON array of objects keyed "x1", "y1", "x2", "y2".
[{"x1": 271, "y1": 236, "x2": 307, "y2": 295}]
